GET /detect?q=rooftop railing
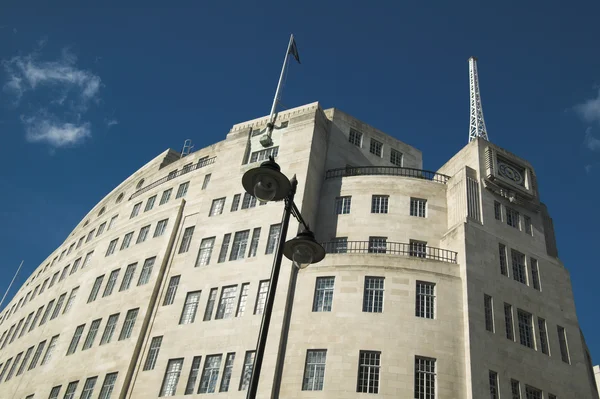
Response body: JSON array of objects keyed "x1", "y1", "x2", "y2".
[
  {"x1": 321, "y1": 240, "x2": 458, "y2": 263},
  {"x1": 325, "y1": 166, "x2": 450, "y2": 184}
]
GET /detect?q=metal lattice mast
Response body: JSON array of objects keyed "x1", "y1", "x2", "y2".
[{"x1": 468, "y1": 56, "x2": 489, "y2": 142}]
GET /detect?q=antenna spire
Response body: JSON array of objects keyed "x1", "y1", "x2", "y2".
[{"x1": 468, "y1": 57, "x2": 489, "y2": 142}]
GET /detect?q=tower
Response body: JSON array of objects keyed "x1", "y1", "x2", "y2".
[{"x1": 468, "y1": 56, "x2": 489, "y2": 142}]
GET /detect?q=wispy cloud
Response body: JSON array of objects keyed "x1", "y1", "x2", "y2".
[
  {"x1": 22, "y1": 113, "x2": 91, "y2": 147},
  {"x1": 584, "y1": 128, "x2": 600, "y2": 152},
  {"x1": 105, "y1": 118, "x2": 118, "y2": 128},
  {"x1": 575, "y1": 89, "x2": 600, "y2": 125}
]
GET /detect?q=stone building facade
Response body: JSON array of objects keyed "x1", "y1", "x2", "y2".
[{"x1": 0, "y1": 102, "x2": 597, "y2": 398}]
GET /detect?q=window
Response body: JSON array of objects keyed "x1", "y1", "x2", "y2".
[
  {"x1": 265, "y1": 224, "x2": 281, "y2": 254},
  {"x1": 82, "y1": 251, "x2": 94, "y2": 268},
  {"x1": 180, "y1": 291, "x2": 201, "y2": 324},
  {"x1": 241, "y1": 192, "x2": 257, "y2": 209},
  {"x1": 363, "y1": 277, "x2": 384, "y2": 313},
  {"x1": 176, "y1": 181, "x2": 190, "y2": 198},
  {"x1": 537, "y1": 317, "x2": 549, "y2": 355},
  {"x1": 143, "y1": 336, "x2": 163, "y2": 371},
  {"x1": 49, "y1": 271, "x2": 59, "y2": 288},
  {"x1": 511, "y1": 379, "x2": 521, "y2": 399},
  {"x1": 371, "y1": 195, "x2": 389, "y2": 213},
  {"x1": 203, "y1": 288, "x2": 218, "y2": 321},
  {"x1": 163, "y1": 275, "x2": 181, "y2": 306},
  {"x1": 179, "y1": 226, "x2": 195, "y2": 253},
  {"x1": 524, "y1": 215, "x2": 532, "y2": 235},
  {"x1": 66, "y1": 324, "x2": 85, "y2": 355},
  {"x1": 239, "y1": 351, "x2": 255, "y2": 391},
  {"x1": 195, "y1": 237, "x2": 215, "y2": 266},
  {"x1": 80, "y1": 377, "x2": 98, "y2": 399},
  {"x1": 28, "y1": 340, "x2": 46, "y2": 370},
  {"x1": 230, "y1": 230, "x2": 250, "y2": 260},
  {"x1": 313, "y1": 277, "x2": 335, "y2": 312},
  {"x1": 416, "y1": 281, "x2": 435, "y2": 319},
  {"x1": 199, "y1": 354, "x2": 222, "y2": 393},
  {"x1": 530, "y1": 258, "x2": 541, "y2": 290},
  {"x1": 49, "y1": 386, "x2": 62, "y2": 399},
  {"x1": 230, "y1": 194, "x2": 241, "y2": 211},
  {"x1": 302, "y1": 350, "x2": 327, "y2": 391},
  {"x1": 130, "y1": 202, "x2": 142, "y2": 219},
  {"x1": 254, "y1": 281, "x2": 269, "y2": 315},
  {"x1": 62, "y1": 288, "x2": 78, "y2": 316},
  {"x1": 100, "y1": 314, "x2": 119, "y2": 345},
  {"x1": 137, "y1": 257, "x2": 156, "y2": 286},
  {"x1": 410, "y1": 198, "x2": 427, "y2": 217},
  {"x1": 250, "y1": 146, "x2": 279, "y2": 163},
  {"x1": 108, "y1": 214, "x2": 118, "y2": 230},
  {"x1": 5, "y1": 351, "x2": 22, "y2": 380},
  {"x1": 67, "y1": 242, "x2": 75, "y2": 255},
  {"x1": 119, "y1": 308, "x2": 139, "y2": 341},
  {"x1": 499, "y1": 244, "x2": 508, "y2": 276},
  {"x1": 349, "y1": 128, "x2": 362, "y2": 146},
  {"x1": 489, "y1": 370, "x2": 499, "y2": 399},
  {"x1": 248, "y1": 227, "x2": 261, "y2": 257},
  {"x1": 40, "y1": 300, "x2": 55, "y2": 325},
  {"x1": 494, "y1": 201, "x2": 502, "y2": 220},
  {"x1": 217, "y1": 353, "x2": 236, "y2": 392},
  {"x1": 41, "y1": 335, "x2": 59, "y2": 365},
  {"x1": 517, "y1": 309, "x2": 534, "y2": 348},
  {"x1": 184, "y1": 356, "x2": 202, "y2": 394},
  {"x1": 119, "y1": 263, "x2": 137, "y2": 291},
  {"x1": 99, "y1": 372, "x2": 118, "y2": 399},
  {"x1": 59, "y1": 249, "x2": 66, "y2": 261},
  {"x1": 77, "y1": 236, "x2": 84, "y2": 249},
  {"x1": 160, "y1": 359, "x2": 183, "y2": 397},
  {"x1": 525, "y1": 386, "x2": 543, "y2": 399},
  {"x1": 511, "y1": 250, "x2": 527, "y2": 285},
  {"x1": 168, "y1": 169, "x2": 178, "y2": 179},
  {"x1": 106, "y1": 239, "x2": 119, "y2": 256},
  {"x1": 218, "y1": 233, "x2": 231, "y2": 263},
  {"x1": 103, "y1": 269, "x2": 121, "y2": 297},
  {"x1": 71, "y1": 257, "x2": 81, "y2": 275},
  {"x1": 63, "y1": 381, "x2": 79, "y2": 399},
  {"x1": 504, "y1": 303, "x2": 514, "y2": 340},
  {"x1": 209, "y1": 197, "x2": 225, "y2": 216},
  {"x1": 334, "y1": 196, "x2": 352, "y2": 214},
  {"x1": 160, "y1": 189, "x2": 172, "y2": 205},
  {"x1": 154, "y1": 219, "x2": 169, "y2": 237},
  {"x1": 369, "y1": 138, "x2": 383, "y2": 156},
  {"x1": 390, "y1": 148, "x2": 403, "y2": 166},
  {"x1": 20, "y1": 312, "x2": 34, "y2": 337},
  {"x1": 29, "y1": 307, "x2": 44, "y2": 332},
  {"x1": 368, "y1": 236, "x2": 387, "y2": 254},
  {"x1": 357, "y1": 350, "x2": 380, "y2": 393},
  {"x1": 484, "y1": 294, "x2": 494, "y2": 332},
  {"x1": 41, "y1": 278, "x2": 49, "y2": 293},
  {"x1": 216, "y1": 285, "x2": 238, "y2": 319},
  {"x1": 201, "y1": 174, "x2": 211, "y2": 189},
  {"x1": 557, "y1": 325, "x2": 570, "y2": 363},
  {"x1": 144, "y1": 195, "x2": 156, "y2": 212},
  {"x1": 51, "y1": 293, "x2": 66, "y2": 319},
  {"x1": 415, "y1": 356, "x2": 436, "y2": 399},
  {"x1": 0, "y1": 358, "x2": 11, "y2": 381},
  {"x1": 506, "y1": 207, "x2": 520, "y2": 228},
  {"x1": 17, "y1": 346, "x2": 34, "y2": 375},
  {"x1": 88, "y1": 276, "x2": 104, "y2": 303},
  {"x1": 10, "y1": 319, "x2": 23, "y2": 343},
  {"x1": 548, "y1": 395, "x2": 557, "y2": 399},
  {"x1": 136, "y1": 225, "x2": 151, "y2": 244},
  {"x1": 410, "y1": 239, "x2": 427, "y2": 258},
  {"x1": 236, "y1": 283, "x2": 250, "y2": 317}
]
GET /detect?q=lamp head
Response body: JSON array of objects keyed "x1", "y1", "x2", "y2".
[
  {"x1": 284, "y1": 230, "x2": 326, "y2": 269},
  {"x1": 242, "y1": 157, "x2": 291, "y2": 202}
]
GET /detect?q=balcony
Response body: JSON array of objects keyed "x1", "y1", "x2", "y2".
[
  {"x1": 325, "y1": 166, "x2": 450, "y2": 184},
  {"x1": 321, "y1": 241, "x2": 458, "y2": 263}
]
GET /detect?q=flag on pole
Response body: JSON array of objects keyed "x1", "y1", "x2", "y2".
[{"x1": 288, "y1": 38, "x2": 301, "y2": 64}]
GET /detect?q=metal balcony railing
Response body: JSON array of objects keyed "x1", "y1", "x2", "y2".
[
  {"x1": 129, "y1": 156, "x2": 216, "y2": 200},
  {"x1": 321, "y1": 241, "x2": 458, "y2": 263},
  {"x1": 325, "y1": 166, "x2": 450, "y2": 184}
]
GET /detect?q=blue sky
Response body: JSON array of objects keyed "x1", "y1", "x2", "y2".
[{"x1": 1, "y1": 0, "x2": 600, "y2": 362}]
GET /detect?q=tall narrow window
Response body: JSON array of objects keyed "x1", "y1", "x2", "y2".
[
  {"x1": 511, "y1": 379, "x2": 521, "y2": 399},
  {"x1": 41, "y1": 335, "x2": 59, "y2": 365},
  {"x1": 198, "y1": 355, "x2": 222, "y2": 393},
  {"x1": 302, "y1": 349, "x2": 327, "y2": 391},
  {"x1": 410, "y1": 198, "x2": 427, "y2": 217},
  {"x1": 66, "y1": 324, "x2": 85, "y2": 355},
  {"x1": 371, "y1": 195, "x2": 389, "y2": 213},
  {"x1": 96, "y1": 222, "x2": 107, "y2": 236},
  {"x1": 248, "y1": 227, "x2": 261, "y2": 257},
  {"x1": 363, "y1": 277, "x2": 384, "y2": 313},
  {"x1": 390, "y1": 148, "x2": 402, "y2": 166},
  {"x1": 76, "y1": 236, "x2": 85, "y2": 249},
  {"x1": 59, "y1": 265, "x2": 70, "y2": 281},
  {"x1": 219, "y1": 353, "x2": 236, "y2": 392},
  {"x1": 103, "y1": 269, "x2": 121, "y2": 297},
  {"x1": 524, "y1": 215, "x2": 532, "y2": 235},
  {"x1": 160, "y1": 359, "x2": 184, "y2": 397},
  {"x1": 160, "y1": 188, "x2": 172, "y2": 205},
  {"x1": 530, "y1": 258, "x2": 541, "y2": 290},
  {"x1": 209, "y1": 197, "x2": 226, "y2": 216},
  {"x1": 184, "y1": 356, "x2": 202, "y2": 394},
  {"x1": 143, "y1": 336, "x2": 163, "y2": 371},
  {"x1": 121, "y1": 232, "x2": 133, "y2": 250},
  {"x1": 230, "y1": 194, "x2": 241, "y2": 211},
  {"x1": 119, "y1": 308, "x2": 139, "y2": 341},
  {"x1": 99, "y1": 372, "x2": 118, "y2": 399},
  {"x1": 5, "y1": 352, "x2": 22, "y2": 381},
  {"x1": 409, "y1": 239, "x2": 427, "y2": 258},
  {"x1": 154, "y1": 219, "x2": 169, "y2": 237},
  {"x1": 506, "y1": 207, "x2": 520, "y2": 229},
  {"x1": 241, "y1": 193, "x2": 257, "y2": 209},
  {"x1": 63, "y1": 381, "x2": 79, "y2": 399},
  {"x1": 27, "y1": 340, "x2": 46, "y2": 370},
  {"x1": 414, "y1": 356, "x2": 436, "y2": 399},
  {"x1": 517, "y1": 309, "x2": 534, "y2": 349},
  {"x1": 48, "y1": 386, "x2": 62, "y2": 399},
  {"x1": 49, "y1": 271, "x2": 59, "y2": 288},
  {"x1": 484, "y1": 294, "x2": 494, "y2": 332},
  {"x1": 108, "y1": 214, "x2": 118, "y2": 230},
  {"x1": 67, "y1": 242, "x2": 75, "y2": 255},
  {"x1": 489, "y1": 370, "x2": 499, "y2": 399},
  {"x1": 137, "y1": 257, "x2": 156, "y2": 286},
  {"x1": 239, "y1": 351, "x2": 255, "y2": 391},
  {"x1": 557, "y1": 325, "x2": 570, "y2": 364},
  {"x1": 494, "y1": 201, "x2": 502, "y2": 220},
  {"x1": 357, "y1": 350, "x2": 380, "y2": 393},
  {"x1": 504, "y1": 303, "x2": 514, "y2": 340},
  {"x1": 368, "y1": 236, "x2": 387, "y2": 254},
  {"x1": 201, "y1": 174, "x2": 211, "y2": 190},
  {"x1": 19, "y1": 312, "x2": 34, "y2": 337},
  {"x1": 144, "y1": 195, "x2": 156, "y2": 212},
  {"x1": 17, "y1": 346, "x2": 34, "y2": 375},
  {"x1": 82, "y1": 319, "x2": 102, "y2": 350},
  {"x1": 511, "y1": 250, "x2": 527, "y2": 285},
  {"x1": 254, "y1": 281, "x2": 269, "y2": 315},
  {"x1": 80, "y1": 377, "x2": 98, "y2": 399},
  {"x1": 236, "y1": 283, "x2": 250, "y2": 317},
  {"x1": 525, "y1": 386, "x2": 543, "y2": 399},
  {"x1": 40, "y1": 278, "x2": 49, "y2": 293},
  {"x1": 119, "y1": 263, "x2": 137, "y2": 291},
  {"x1": 136, "y1": 225, "x2": 151, "y2": 244},
  {"x1": 230, "y1": 230, "x2": 250, "y2": 260},
  {"x1": 163, "y1": 275, "x2": 181, "y2": 306},
  {"x1": 39, "y1": 299, "x2": 55, "y2": 325},
  {"x1": 334, "y1": 196, "x2": 352, "y2": 214},
  {"x1": 416, "y1": 281, "x2": 435, "y2": 319},
  {"x1": 216, "y1": 285, "x2": 238, "y2": 319},
  {"x1": 203, "y1": 288, "x2": 218, "y2": 321},
  {"x1": 0, "y1": 358, "x2": 12, "y2": 381},
  {"x1": 217, "y1": 233, "x2": 231, "y2": 263},
  {"x1": 130, "y1": 202, "x2": 142, "y2": 218},
  {"x1": 29, "y1": 307, "x2": 44, "y2": 332},
  {"x1": 265, "y1": 224, "x2": 281, "y2": 254},
  {"x1": 179, "y1": 227, "x2": 195, "y2": 253},
  {"x1": 180, "y1": 291, "x2": 201, "y2": 324},
  {"x1": 312, "y1": 277, "x2": 335, "y2": 312},
  {"x1": 88, "y1": 275, "x2": 105, "y2": 303},
  {"x1": 499, "y1": 244, "x2": 508, "y2": 276},
  {"x1": 71, "y1": 257, "x2": 81, "y2": 275},
  {"x1": 50, "y1": 293, "x2": 66, "y2": 320},
  {"x1": 537, "y1": 317, "x2": 549, "y2": 355},
  {"x1": 82, "y1": 251, "x2": 94, "y2": 268},
  {"x1": 100, "y1": 314, "x2": 119, "y2": 345},
  {"x1": 195, "y1": 237, "x2": 215, "y2": 266},
  {"x1": 349, "y1": 128, "x2": 362, "y2": 146},
  {"x1": 176, "y1": 181, "x2": 190, "y2": 198}
]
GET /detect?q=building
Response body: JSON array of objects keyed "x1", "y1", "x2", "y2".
[
  {"x1": 0, "y1": 102, "x2": 597, "y2": 399},
  {"x1": 595, "y1": 365, "x2": 600, "y2": 395}
]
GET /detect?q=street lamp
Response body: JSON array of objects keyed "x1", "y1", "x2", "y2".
[{"x1": 242, "y1": 157, "x2": 326, "y2": 399}]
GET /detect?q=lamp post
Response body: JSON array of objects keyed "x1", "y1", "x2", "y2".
[{"x1": 242, "y1": 157, "x2": 326, "y2": 399}]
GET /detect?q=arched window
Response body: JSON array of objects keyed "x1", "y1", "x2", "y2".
[
  {"x1": 99, "y1": 207, "x2": 106, "y2": 216},
  {"x1": 136, "y1": 179, "x2": 145, "y2": 189},
  {"x1": 116, "y1": 193, "x2": 124, "y2": 203}
]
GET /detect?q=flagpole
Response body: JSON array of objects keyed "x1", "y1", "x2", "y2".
[
  {"x1": 0, "y1": 260, "x2": 24, "y2": 311},
  {"x1": 260, "y1": 34, "x2": 295, "y2": 147}
]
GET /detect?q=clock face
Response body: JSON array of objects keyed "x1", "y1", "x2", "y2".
[{"x1": 497, "y1": 160, "x2": 525, "y2": 186}]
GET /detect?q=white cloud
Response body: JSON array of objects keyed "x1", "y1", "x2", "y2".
[
  {"x1": 575, "y1": 89, "x2": 600, "y2": 125},
  {"x1": 584, "y1": 128, "x2": 600, "y2": 152},
  {"x1": 22, "y1": 114, "x2": 91, "y2": 147},
  {"x1": 105, "y1": 118, "x2": 118, "y2": 127}
]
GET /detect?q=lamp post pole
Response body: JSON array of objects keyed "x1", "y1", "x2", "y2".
[{"x1": 246, "y1": 177, "x2": 298, "y2": 399}]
